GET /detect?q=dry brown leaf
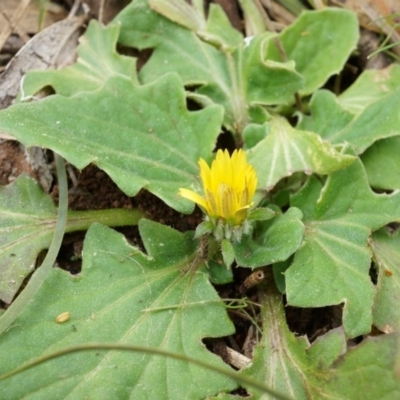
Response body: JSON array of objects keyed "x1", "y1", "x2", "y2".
[
  {"x1": 260, "y1": 0, "x2": 296, "y2": 27},
  {"x1": 329, "y1": 0, "x2": 400, "y2": 56},
  {"x1": 0, "y1": 15, "x2": 86, "y2": 110},
  {"x1": 0, "y1": 0, "x2": 32, "y2": 51},
  {"x1": 0, "y1": 0, "x2": 67, "y2": 36},
  {"x1": 330, "y1": 0, "x2": 400, "y2": 32}
]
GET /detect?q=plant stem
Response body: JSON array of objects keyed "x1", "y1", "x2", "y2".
[
  {"x1": 226, "y1": 47, "x2": 248, "y2": 145},
  {"x1": 65, "y1": 208, "x2": 145, "y2": 233}
]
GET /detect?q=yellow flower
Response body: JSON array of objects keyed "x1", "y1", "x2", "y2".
[{"x1": 179, "y1": 149, "x2": 257, "y2": 226}]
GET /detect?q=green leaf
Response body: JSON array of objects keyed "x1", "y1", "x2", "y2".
[
  {"x1": 243, "y1": 122, "x2": 270, "y2": 149},
  {"x1": 208, "y1": 260, "x2": 234, "y2": 285},
  {"x1": 0, "y1": 175, "x2": 57, "y2": 304},
  {"x1": 116, "y1": 0, "x2": 237, "y2": 131},
  {"x1": 289, "y1": 175, "x2": 322, "y2": 221},
  {"x1": 265, "y1": 8, "x2": 359, "y2": 95},
  {"x1": 241, "y1": 273, "x2": 313, "y2": 400},
  {"x1": 221, "y1": 239, "x2": 235, "y2": 269},
  {"x1": 272, "y1": 258, "x2": 292, "y2": 293},
  {"x1": 247, "y1": 207, "x2": 276, "y2": 221},
  {"x1": 115, "y1": 0, "x2": 303, "y2": 133},
  {"x1": 298, "y1": 71, "x2": 400, "y2": 154},
  {"x1": 338, "y1": 64, "x2": 400, "y2": 114},
  {"x1": 370, "y1": 228, "x2": 400, "y2": 333},
  {"x1": 20, "y1": 21, "x2": 138, "y2": 98},
  {"x1": 361, "y1": 136, "x2": 400, "y2": 190},
  {"x1": 240, "y1": 280, "x2": 342, "y2": 399},
  {"x1": 194, "y1": 221, "x2": 213, "y2": 238},
  {"x1": 233, "y1": 207, "x2": 304, "y2": 268},
  {"x1": 242, "y1": 33, "x2": 304, "y2": 106},
  {"x1": 297, "y1": 90, "x2": 354, "y2": 138},
  {"x1": 0, "y1": 221, "x2": 237, "y2": 398},
  {"x1": 323, "y1": 333, "x2": 400, "y2": 399},
  {"x1": 0, "y1": 74, "x2": 223, "y2": 213},
  {"x1": 246, "y1": 117, "x2": 355, "y2": 191},
  {"x1": 239, "y1": 276, "x2": 400, "y2": 399},
  {"x1": 322, "y1": 89, "x2": 400, "y2": 154},
  {"x1": 151, "y1": 0, "x2": 245, "y2": 52},
  {"x1": 301, "y1": 158, "x2": 400, "y2": 228},
  {"x1": 287, "y1": 217, "x2": 372, "y2": 338},
  {"x1": 289, "y1": 157, "x2": 400, "y2": 337},
  {"x1": 149, "y1": 0, "x2": 205, "y2": 31},
  {"x1": 199, "y1": 3, "x2": 243, "y2": 50}
]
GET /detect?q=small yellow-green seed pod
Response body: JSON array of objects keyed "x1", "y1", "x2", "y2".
[{"x1": 55, "y1": 311, "x2": 70, "y2": 323}]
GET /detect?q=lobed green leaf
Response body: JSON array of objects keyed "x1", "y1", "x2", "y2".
[
  {"x1": 0, "y1": 221, "x2": 237, "y2": 399},
  {"x1": 322, "y1": 89, "x2": 400, "y2": 154},
  {"x1": 246, "y1": 117, "x2": 355, "y2": 191},
  {"x1": 20, "y1": 21, "x2": 138, "y2": 98},
  {"x1": 370, "y1": 228, "x2": 400, "y2": 333},
  {"x1": 234, "y1": 207, "x2": 304, "y2": 268},
  {"x1": 338, "y1": 64, "x2": 400, "y2": 114},
  {"x1": 116, "y1": 0, "x2": 303, "y2": 133},
  {"x1": 0, "y1": 176, "x2": 57, "y2": 303},
  {"x1": 265, "y1": 8, "x2": 359, "y2": 95},
  {"x1": 297, "y1": 90, "x2": 354, "y2": 139},
  {"x1": 289, "y1": 157, "x2": 400, "y2": 337},
  {"x1": 240, "y1": 277, "x2": 400, "y2": 399},
  {"x1": 0, "y1": 74, "x2": 223, "y2": 213},
  {"x1": 361, "y1": 136, "x2": 400, "y2": 190}
]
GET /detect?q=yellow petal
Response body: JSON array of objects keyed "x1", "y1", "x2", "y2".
[
  {"x1": 218, "y1": 184, "x2": 236, "y2": 220},
  {"x1": 246, "y1": 167, "x2": 257, "y2": 199},
  {"x1": 234, "y1": 205, "x2": 251, "y2": 225},
  {"x1": 179, "y1": 188, "x2": 208, "y2": 210},
  {"x1": 205, "y1": 189, "x2": 218, "y2": 216},
  {"x1": 199, "y1": 158, "x2": 212, "y2": 193}
]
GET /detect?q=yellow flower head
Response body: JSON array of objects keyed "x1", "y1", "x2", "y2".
[{"x1": 179, "y1": 149, "x2": 257, "y2": 226}]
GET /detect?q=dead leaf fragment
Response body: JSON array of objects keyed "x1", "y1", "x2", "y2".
[
  {"x1": 0, "y1": 15, "x2": 86, "y2": 110},
  {"x1": 330, "y1": 0, "x2": 400, "y2": 55}
]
